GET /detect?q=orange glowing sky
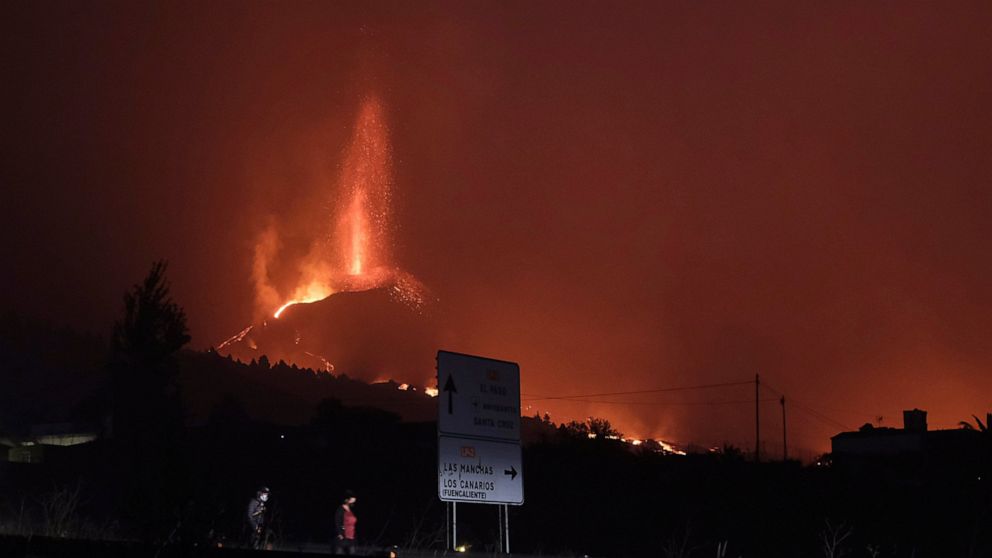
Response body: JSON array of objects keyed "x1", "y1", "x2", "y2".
[{"x1": 3, "y1": 2, "x2": 992, "y2": 455}]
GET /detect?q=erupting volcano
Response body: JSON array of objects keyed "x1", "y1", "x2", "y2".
[{"x1": 218, "y1": 97, "x2": 437, "y2": 383}]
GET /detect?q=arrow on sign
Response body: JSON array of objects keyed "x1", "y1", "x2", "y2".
[
  {"x1": 504, "y1": 466, "x2": 518, "y2": 480},
  {"x1": 443, "y1": 375, "x2": 457, "y2": 415}
]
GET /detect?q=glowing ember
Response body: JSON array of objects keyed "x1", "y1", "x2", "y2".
[{"x1": 424, "y1": 387, "x2": 439, "y2": 397}]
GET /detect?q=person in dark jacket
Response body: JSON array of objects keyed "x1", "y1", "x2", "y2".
[
  {"x1": 333, "y1": 490, "x2": 358, "y2": 555},
  {"x1": 247, "y1": 486, "x2": 270, "y2": 549}
]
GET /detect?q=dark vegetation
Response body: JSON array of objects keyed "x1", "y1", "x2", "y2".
[{"x1": 0, "y1": 262, "x2": 990, "y2": 557}]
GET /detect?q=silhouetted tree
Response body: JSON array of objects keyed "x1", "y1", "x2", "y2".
[
  {"x1": 588, "y1": 417, "x2": 620, "y2": 439},
  {"x1": 111, "y1": 260, "x2": 190, "y2": 439},
  {"x1": 819, "y1": 520, "x2": 852, "y2": 558},
  {"x1": 561, "y1": 419, "x2": 590, "y2": 438},
  {"x1": 109, "y1": 260, "x2": 192, "y2": 541},
  {"x1": 718, "y1": 443, "x2": 746, "y2": 462},
  {"x1": 560, "y1": 417, "x2": 622, "y2": 441},
  {"x1": 112, "y1": 260, "x2": 190, "y2": 369}
]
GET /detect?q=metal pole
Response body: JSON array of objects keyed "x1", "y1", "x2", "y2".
[
  {"x1": 497, "y1": 504, "x2": 502, "y2": 553},
  {"x1": 755, "y1": 374, "x2": 761, "y2": 463},
  {"x1": 504, "y1": 504, "x2": 510, "y2": 554},
  {"x1": 781, "y1": 396, "x2": 787, "y2": 461},
  {"x1": 446, "y1": 502, "x2": 450, "y2": 550},
  {"x1": 453, "y1": 502, "x2": 457, "y2": 551}
]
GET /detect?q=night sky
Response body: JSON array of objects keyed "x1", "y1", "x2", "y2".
[{"x1": 3, "y1": 1, "x2": 991, "y2": 455}]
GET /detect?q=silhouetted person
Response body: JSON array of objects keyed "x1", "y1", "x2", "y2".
[
  {"x1": 247, "y1": 486, "x2": 270, "y2": 549},
  {"x1": 333, "y1": 490, "x2": 357, "y2": 555}
]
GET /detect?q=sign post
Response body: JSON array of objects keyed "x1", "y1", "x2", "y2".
[{"x1": 437, "y1": 350, "x2": 523, "y2": 553}]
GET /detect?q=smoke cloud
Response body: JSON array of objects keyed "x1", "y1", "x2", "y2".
[{"x1": 251, "y1": 221, "x2": 283, "y2": 320}]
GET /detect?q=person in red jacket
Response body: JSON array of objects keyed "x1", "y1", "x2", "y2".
[{"x1": 334, "y1": 490, "x2": 358, "y2": 555}]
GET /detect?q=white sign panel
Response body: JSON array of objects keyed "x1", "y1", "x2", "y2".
[
  {"x1": 438, "y1": 435, "x2": 523, "y2": 505},
  {"x1": 437, "y1": 351, "x2": 521, "y2": 442}
]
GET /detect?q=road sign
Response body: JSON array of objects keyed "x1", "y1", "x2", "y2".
[
  {"x1": 438, "y1": 435, "x2": 523, "y2": 505},
  {"x1": 437, "y1": 350, "x2": 524, "y2": 510},
  {"x1": 437, "y1": 351, "x2": 521, "y2": 442}
]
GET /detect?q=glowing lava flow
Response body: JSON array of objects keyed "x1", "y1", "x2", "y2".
[
  {"x1": 273, "y1": 280, "x2": 337, "y2": 318},
  {"x1": 273, "y1": 302, "x2": 296, "y2": 319},
  {"x1": 217, "y1": 325, "x2": 254, "y2": 350},
  {"x1": 272, "y1": 283, "x2": 334, "y2": 319}
]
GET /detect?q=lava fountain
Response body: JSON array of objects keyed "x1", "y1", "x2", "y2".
[
  {"x1": 218, "y1": 96, "x2": 433, "y2": 380},
  {"x1": 265, "y1": 96, "x2": 407, "y2": 320}
]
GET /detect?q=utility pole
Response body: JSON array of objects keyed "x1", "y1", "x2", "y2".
[
  {"x1": 755, "y1": 373, "x2": 760, "y2": 463},
  {"x1": 781, "y1": 395, "x2": 788, "y2": 461}
]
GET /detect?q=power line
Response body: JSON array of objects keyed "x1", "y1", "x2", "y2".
[
  {"x1": 529, "y1": 397, "x2": 779, "y2": 407},
  {"x1": 787, "y1": 408, "x2": 852, "y2": 436},
  {"x1": 522, "y1": 380, "x2": 754, "y2": 402},
  {"x1": 791, "y1": 401, "x2": 851, "y2": 432},
  {"x1": 759, "y1": 380, "x2": 851, "y2": 431},
  {"x1": 522, "y1": 375, "x2": 855, "y2": 452},
  {"x1": 758, "y1": 381, "x2": 783, "y2": 397}
]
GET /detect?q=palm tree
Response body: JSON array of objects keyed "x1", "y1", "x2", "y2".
[{"x1": 959, "y1": 414, "x2": 990, "y2": 433}]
